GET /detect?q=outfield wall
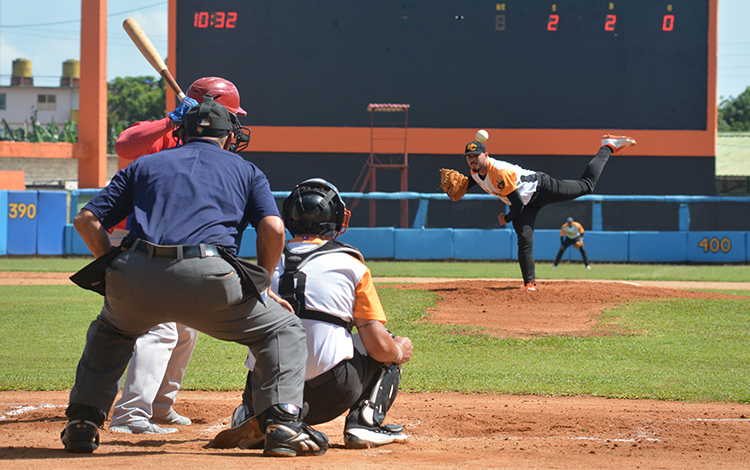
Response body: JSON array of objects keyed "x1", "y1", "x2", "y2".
[{"x1": 2, "y1": 189, "x2": 749, "y2": 263}]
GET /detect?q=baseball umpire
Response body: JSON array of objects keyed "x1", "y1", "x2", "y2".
[
  {"x1": 62, "y1": 97, "x2": 327, "y2": 457},
  {"x1": 208, "y1": 178, "x2": 413, "y2": 450},
  {"x1": 108, "y1": 77, "x2": 251, "y2": 434},
  {"x1": 552, "y1": 217, "x2": 591, "y2": 269},
  {"x1": 440, "y1": 135, "x2": 635, "y2": 291}
]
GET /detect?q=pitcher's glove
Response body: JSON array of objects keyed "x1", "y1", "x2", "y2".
[
  {"x1": 574, "y1": 240, "x2": 583, "y2": 249},
  {"x1": 440, "y1": 168, "x2": 469, "y2": 201}
]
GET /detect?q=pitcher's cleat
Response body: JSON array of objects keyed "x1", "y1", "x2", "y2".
[{"x1": 601, "y1": 135, "x2": 636, "y2": 153}]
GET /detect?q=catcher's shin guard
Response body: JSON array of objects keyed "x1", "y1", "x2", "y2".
[{"x1": 357, "y1": 364, "x2": 401, "y2": 427}]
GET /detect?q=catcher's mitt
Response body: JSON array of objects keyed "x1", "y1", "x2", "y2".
[
  {"x1": 574, "y1": 240, "x2": 583, "y2": 249},
  {"x1": 440, "y1": 168, "x2": 469, "y2": 201}
]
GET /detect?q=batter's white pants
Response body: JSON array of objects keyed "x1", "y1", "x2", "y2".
[{"x1": 110, "y1": 322, "x2": 198, "y2": 426}]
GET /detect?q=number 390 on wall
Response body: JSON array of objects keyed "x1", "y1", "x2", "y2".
[{"x1": 8, "y1": 203, "x2": 36, "y2": 219}]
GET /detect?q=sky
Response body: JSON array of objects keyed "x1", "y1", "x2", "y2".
[{"x1": 0, "y1": 0, "x2": 748, "y2": 103}]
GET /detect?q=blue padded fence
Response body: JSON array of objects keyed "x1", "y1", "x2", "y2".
[{"x1": 2, "y1": 189, "x2": 750, "y2": 263}]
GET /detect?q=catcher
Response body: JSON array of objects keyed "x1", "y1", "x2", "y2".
[
  {"x1": 552, "y1": 217, "x2": 590, "y2": 269},
  {"x1": 440, "y1": 135, "x2": 635, "y2": 291},
  {"x1": 207, "y1": 178, "x2": 413, "y2": 451}
]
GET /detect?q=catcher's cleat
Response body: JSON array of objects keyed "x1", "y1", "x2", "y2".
[
  {"x1": 263, "y1": 422, "x2": 329, "y2": 457},
  {"x1": 601, "y1": 134, "x2": 636, "y2": 154},
  {"x1": 151, "y1": 409, "x2": 191, "y2": 426},
  {"x1": 524, "y1": 281, "x2": 537, "y2": 292},
  {"x1": 206, "y1": 414, "x2": 264, "y2": 449},
  {"x1": 109, "y1": 420, "x2": 177, "y2": 434},
  {"x1": 61, "y1": 419, "x2": 100, "y2": 453},
  {"x1": 230, "y1": 403, "x2": 253, "y2": 429},
  {"x1": 344, "y1": 423, "x2": 409, "y2": 449}
]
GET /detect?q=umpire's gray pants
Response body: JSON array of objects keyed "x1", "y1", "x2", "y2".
[{"x1": 68, "y1": 249, "x2": 307, "y2": 418}]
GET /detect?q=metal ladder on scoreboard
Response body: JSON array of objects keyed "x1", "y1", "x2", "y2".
[{"x1": 351, "y1": 103, "x2": 410, "y2": 228}]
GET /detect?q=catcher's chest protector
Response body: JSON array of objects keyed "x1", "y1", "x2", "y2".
[{"x1": 278, "y1": 240, "x2": 362, "y2": 330}]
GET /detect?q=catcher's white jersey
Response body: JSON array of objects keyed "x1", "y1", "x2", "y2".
[
  {"x1": 471, "y1": 156, "x2": 538, "y2": 206},
  {"x1": 246, "y1": 237, "x2": 386, "y2": 380}
]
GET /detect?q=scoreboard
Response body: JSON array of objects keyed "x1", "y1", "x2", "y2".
[{"x1": 168, "y1": 0, "x2": 716, "y2": 162}]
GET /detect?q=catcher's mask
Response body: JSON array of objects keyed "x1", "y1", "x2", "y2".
[
  {"x1": 228, "y1": 114, "x2": 251, "y2": 153},
  {"x1": 175, "y1": 94, "x2": 251, "y2": 153},
  {"x1": 282, "y1": 178, "x2": 351, "y2": 239}
]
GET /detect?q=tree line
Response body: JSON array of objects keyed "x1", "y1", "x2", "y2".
[{"x1": 719, "y1": 87, "x2": 750, "y2": 131}]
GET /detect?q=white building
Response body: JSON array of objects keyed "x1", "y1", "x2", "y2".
[{"x1": 0, "y1": 58, "x2": 79, "y2": 128}]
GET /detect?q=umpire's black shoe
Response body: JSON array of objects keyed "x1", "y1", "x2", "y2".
[
  {"x1": 264, "y1": 421, "x2": 328, "y2": 457},
  {"x1": 261, "y1": 404, "x2": 327, "y2": 457},
  {"x1": 61, "y1": 419, "x2": 100, "y2": 453}
]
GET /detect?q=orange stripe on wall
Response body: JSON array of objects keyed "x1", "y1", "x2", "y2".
[
  {"x1": 0, "y1": 142, "x2": 83, "y2": 159},
  {"x1": 245, "y1": 127, "x2": 715, "y2": 157}
]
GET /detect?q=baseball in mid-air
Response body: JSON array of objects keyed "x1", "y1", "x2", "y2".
[{"x1": 475, "y1": 129, "x2": 489, "y2": 142}]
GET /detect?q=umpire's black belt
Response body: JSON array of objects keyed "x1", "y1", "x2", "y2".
[{"x1": 134, "y1": 239, "x2": 221, "y2": 260}]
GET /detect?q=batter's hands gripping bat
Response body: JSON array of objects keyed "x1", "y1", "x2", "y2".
[{"x1": 122, "y1": 17, "x2": 185, "y2": 101}]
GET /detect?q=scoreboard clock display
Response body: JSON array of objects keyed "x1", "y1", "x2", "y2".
[{"x1": 169, "y1": 0, "x2": 716, "y2": 159}]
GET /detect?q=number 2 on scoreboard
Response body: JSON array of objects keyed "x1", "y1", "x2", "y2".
[
  {"x1": 547, "y1": 14, "x2": 559, "y2": 31},
  {"x1": 604, "y1": 14, "x2": 617, "y2": 31}
]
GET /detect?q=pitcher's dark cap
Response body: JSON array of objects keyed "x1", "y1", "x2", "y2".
[{"x1": 464, "y1": 141, "x2": 486, "y2": 156}]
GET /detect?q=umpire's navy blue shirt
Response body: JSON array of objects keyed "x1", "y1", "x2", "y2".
[{"x1": 83, "y1": 139, "x2": 280, "y2": 255}]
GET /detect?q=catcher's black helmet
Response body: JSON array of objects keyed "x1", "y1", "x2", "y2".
[{"x1": 282, "y1": 178, "x2": 350, "y2": 239}]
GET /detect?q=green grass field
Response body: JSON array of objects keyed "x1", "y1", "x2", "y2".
[{"x1": 0, "y1": 260, "x2": 748, "y2": 403}]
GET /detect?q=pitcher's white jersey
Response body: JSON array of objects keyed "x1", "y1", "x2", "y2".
[{"x1": 471, "y1": 156, "x2": 538, "y2": 206}]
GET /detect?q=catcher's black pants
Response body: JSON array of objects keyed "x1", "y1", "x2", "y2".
[
  {"x1": 553, "y1": 237, "x2": 589, "y2": 266},
  {"x1": 242, "y1": 345, "x2": 384, "y2": 426},
  {"x1": 512, "y1": 146, "x2": 611, "y2": 283}
]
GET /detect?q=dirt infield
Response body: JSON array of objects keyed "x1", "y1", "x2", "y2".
[{"x1": 1, "y1": 276, "x2": 749, "y2": 469}]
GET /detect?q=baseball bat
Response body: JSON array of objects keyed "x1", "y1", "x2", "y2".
[{"x1": 122, "y1": 17, "x2": 186, "y2": 101}]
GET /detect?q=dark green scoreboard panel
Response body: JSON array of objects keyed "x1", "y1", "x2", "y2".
[{"x1": 169, "y1": 1, "x2": 718, "y2": 196}]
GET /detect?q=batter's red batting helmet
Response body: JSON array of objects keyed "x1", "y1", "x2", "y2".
[{"x1": 186, "y1": 77, "x2": 246, "y2": 116}]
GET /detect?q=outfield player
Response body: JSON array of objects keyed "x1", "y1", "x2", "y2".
[
  {"x1": 552, "y1": 217, "x2": 590, "y2": 269},
  {"x1": 62, "y1": 97, "x2": 327, "y2": 457},
  {"x1": 443, "y1": 135, "x2": 635, "y2": 291},
  {"x1": 108, "y1": 77, "x2": 250, "y2": 434},
  {"x1": 209, "y1": 178, "x2": 413, "y2": 450}
]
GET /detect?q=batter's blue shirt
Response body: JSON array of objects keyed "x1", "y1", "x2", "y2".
[{"x1": 83, "y1": 139, "x2": 280, "y2": 255}]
